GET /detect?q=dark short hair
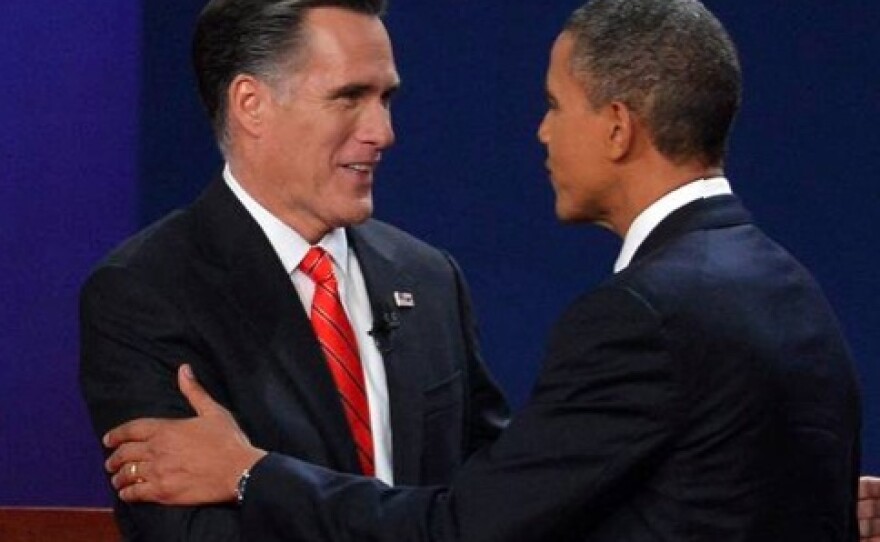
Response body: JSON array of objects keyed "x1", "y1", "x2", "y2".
[
  {"x1": 193, "y1": 0, "x2": 387, "y2": 150},
  {"x1": 565, "y1": 0, "x2": 741, "y2": 166}
]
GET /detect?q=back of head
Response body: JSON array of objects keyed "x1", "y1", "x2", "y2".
[
  {"x1": 192, "y1": 0, "x2": 387, "y2": 151},
  {"x1": 565, "y1": 0, "x2": 741, "y2": 166}
]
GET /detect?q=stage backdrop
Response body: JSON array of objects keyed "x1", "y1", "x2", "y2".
[{"x1": 2, "y1": 1, "x2": 877, "y2": 505}]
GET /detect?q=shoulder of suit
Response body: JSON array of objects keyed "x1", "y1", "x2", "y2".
[
  {"x1": 352, "y1": 218, "x2": 449, "y2": 260},
  {"x1": 87, "y1": 207, "x2": 196, "y2": 281}
]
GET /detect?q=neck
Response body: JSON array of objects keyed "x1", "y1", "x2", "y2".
[
  {"x1": 226, "y1": 156, "x2": 331, "y2": 244},
  {"x1": 608, "y1": 158, "x2": 723, "y2": 237}
]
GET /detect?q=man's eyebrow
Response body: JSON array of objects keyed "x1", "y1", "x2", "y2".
[
  {"x1": 328, "y1": 83, "x2": 372, "y2": 100},
  {"x1": 327, "y1": 82, "x2": 400, "y2": 100},
  {"x1": 385, "y1": 82, "x2": 401, "y2": 97}
]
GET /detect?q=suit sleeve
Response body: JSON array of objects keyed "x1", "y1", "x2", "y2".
[
  {"x1": 79, "y1": 265, "x2": 242, "y2": 541},
  {"x1": 240, "y1": 285, "x2": 683, "y2": 542},
  {"x1": 443, "y1": 253, "x2": 510, "y2": 456}
]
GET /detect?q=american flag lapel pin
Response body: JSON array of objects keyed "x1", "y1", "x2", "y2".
[{"x1": 393, "y1": 291, "x2": 415, "y2": 308}]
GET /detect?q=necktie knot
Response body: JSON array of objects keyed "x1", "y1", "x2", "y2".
[{"x1": 299, "y1": 246, "x2": 335, "y2": 286}]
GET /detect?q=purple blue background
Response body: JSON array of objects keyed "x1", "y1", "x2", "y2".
[{"x1": 2, "y1": 1, "x2": 877, "y2": 505}]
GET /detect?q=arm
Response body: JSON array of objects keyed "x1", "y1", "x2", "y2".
[
  {"x1": 244, "y1": 286, "x2": 678, "y2": 541},
  {"x1": 107, "y1": 286, "x2": 680, "y2": 541},
  {"x1": 79, "y1": 265, "x2": 243, "y2": 541},
  {"x1": 105, "y1": 365, "x2": 438, "y2": 540}
]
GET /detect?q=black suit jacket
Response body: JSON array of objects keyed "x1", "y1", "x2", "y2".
[
  {"x1": 241, "y1": 196, "x2": 862, "y2": 541},
  {"x1": 79, "y1": 179, "x2": 509, "y2": 541}
]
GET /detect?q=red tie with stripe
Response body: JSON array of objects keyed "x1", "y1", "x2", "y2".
[{"x1": 299, "y1": 246, "x2": 375, "y2": 476}]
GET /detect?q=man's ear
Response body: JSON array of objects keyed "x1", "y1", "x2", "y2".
[
  {"x1": 604, "y1": 101, "x2": 635, "y2": 161},
  {"x1": 227, "y1": 74, "x2": 269, "y2": 139}
]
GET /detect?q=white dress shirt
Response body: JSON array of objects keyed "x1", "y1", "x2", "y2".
[
  {"x1": 224, "y1": 165, "x2": 394, "y2": 485},
  {"x1": 614, "y1": 176, "x2": 733, "y2": 273}
]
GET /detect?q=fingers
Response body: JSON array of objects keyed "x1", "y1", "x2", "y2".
[
  {"x1": 103, "y1": 418, "x2": 161, "y2": 448},
  {"x1": 107, "y1": 455, "x2": 166, "y2": 503},
  {"x1": 861, "y1": 477, "x2": 880, "y2": 499},
  {"x1": 178, "y1": 364, "x2": 220, "y2": 417},
  {"x1": 860, "y1": 476, "x2": 880, "y2": 540},
  {"x1": 119, "y1": 479, "x2": 157, "y2": 502},
  {"x1": 110, "y1": 459, "x2": 150, "y2": 491},
  {"x1": 861, "y1": 495, "x2": 880, "y2": 517},
  {"x1": 105, "y1": 440, "x2": 152, "y2": 474},
  {"x1": 861, "y1": 518, "x2": 880, "y2": 540}
]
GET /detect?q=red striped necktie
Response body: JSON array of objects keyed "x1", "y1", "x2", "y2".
[{"x1": 298, "y1": 246, "x2": 375, "y2": 476}]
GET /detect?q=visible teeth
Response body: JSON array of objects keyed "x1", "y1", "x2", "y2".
[{"x1": 346, "y1": 164, "x2": 371, "y2": 172}]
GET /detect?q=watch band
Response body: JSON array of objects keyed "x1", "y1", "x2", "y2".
[{"x1": 235, "y1": 469, "x2": 251, "y2": 506}]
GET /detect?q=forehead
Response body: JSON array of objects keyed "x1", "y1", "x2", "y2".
[
  {"x1": 548, "y1": 33, "x2": 576, "y2": 83},
  {"x1": 297, "y1": 7, "x2": 398, "y2": 83},
  {"x1": 547, "y1": 32, "x2": 590, "y2": 103}
]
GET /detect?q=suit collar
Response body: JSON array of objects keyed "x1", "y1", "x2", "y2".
[
  {"x1": 192, "y1": 181, "x2": 429, "y2": 479},
  {"x1": 347, "y1": 223, "x2": 426, "y2": 483},
  {"x1": 347, "y1": 223, "x2": 417, "y2": 339},
  {"x1": 615, "y1": 177, "x2": 732, "y2": 272},
  {"x1": 631, "y1": 194, "x2": 753, "y2": 266},
  {"x1": 222, "y1": 165, "x2": 350, "y2": 275}
]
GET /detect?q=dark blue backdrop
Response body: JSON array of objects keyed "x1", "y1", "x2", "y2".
[
  {"x1": 1, "y1": 1, "x2": 139, "y2": 504},
  {"x1": 2, "y1": 1, "x2": 877, "y2": 506}
]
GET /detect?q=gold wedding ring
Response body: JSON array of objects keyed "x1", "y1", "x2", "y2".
[{"x1": 129, "y1": 462, "x2": 145, "y2": 483}]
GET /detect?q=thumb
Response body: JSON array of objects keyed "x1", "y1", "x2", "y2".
[{"x1": 178, "y1": 364, "x2": 220, "y2": 417}]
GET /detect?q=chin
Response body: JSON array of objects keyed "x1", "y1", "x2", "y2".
[
  {"x1": 554, "y1": 201, "x2": 578, "y2": 223},
  {"x1": 346, "y1": 202, "x2": 374, "y2": 225},
  {"x1": 555, "y1": 203, "x2": 597, "y2": 225}
]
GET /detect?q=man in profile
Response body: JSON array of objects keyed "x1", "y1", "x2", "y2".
[
  {"x1": 79, "y1": 0, "x2": 508, "y2": 539},
  {"x1": 103, "y1": 0, "x2": 868, "y2": 540}
]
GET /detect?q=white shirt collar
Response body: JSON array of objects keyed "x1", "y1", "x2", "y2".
[
  {"x1": 223, "y1": 164, "x2": 349, "y2": 276},
  {"x1": 613, "y1": 176, "x2": 732, "y2": 273}
]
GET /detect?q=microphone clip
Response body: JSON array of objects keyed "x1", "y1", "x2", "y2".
[{"x1": 369, "y1": 305, "x2": 400, "y2": 354}]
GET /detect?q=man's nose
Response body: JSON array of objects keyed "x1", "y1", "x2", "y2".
[
  {"x1": 358, "y1": 103, "x2": 395, "y2": 149},
  {"x1": 537, "y1": 113, "x2": 550, "y2": 144}
]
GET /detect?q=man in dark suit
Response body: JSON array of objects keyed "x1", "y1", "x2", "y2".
[
  {"x1": 102, "y1": 0, "x2": 867, "y2": 540},
  {"x1": 79, "y1": 0, "x2": 508, "y2": 539}
]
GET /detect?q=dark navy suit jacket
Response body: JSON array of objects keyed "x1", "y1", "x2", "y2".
[
  {"x1": 79, "y1": 179, "x2": 509, "y2": 540},
  {"x1": 241, "y1": 196, "x2": 862, "y2": 541}
]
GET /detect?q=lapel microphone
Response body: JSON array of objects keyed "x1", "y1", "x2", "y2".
[{"x1": 369, "y1": 302, "x2": 400, "y2": 354}]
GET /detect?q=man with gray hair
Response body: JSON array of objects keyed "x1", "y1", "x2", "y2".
[
  {"x1": 102, "y1": 0, "x2": 871, "y2": 540},
  {"x1": 79, "y1": 0, "x2": 508, "y2": 539}
]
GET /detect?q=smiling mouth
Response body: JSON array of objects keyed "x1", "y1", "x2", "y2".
[{"x1": 344, "y1": 163, "x2": 375, "y2": 173}]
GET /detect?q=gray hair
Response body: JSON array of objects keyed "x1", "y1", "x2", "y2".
[{"x1": 565, "y1": 0, "x2": 741, "y2": 165}]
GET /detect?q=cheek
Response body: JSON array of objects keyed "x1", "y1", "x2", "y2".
[
  {"x1": 326, "y1": 116, "x2": 359, "y2": 149},
  {"x1": 561, "y1": 126, "x2": 596, "y2": 172},
  {"x1": 551, "y1": 132, "x2": 579, "y2": 174},
  {"x1": 288, "y1": 113, "x2": 351, "y2": 164}
]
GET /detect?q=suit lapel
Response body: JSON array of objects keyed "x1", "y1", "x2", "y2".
[
  {"x1": 191, "y1": 179, "x2": 360, "y2": 472},
  {"x1": 348, "y1": 223, "x2": 426, "y2": 484},
  {"x1": 631, "y1": 195, "x2": 753, "y2": 266}
]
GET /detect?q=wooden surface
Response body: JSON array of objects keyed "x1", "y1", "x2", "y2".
[{"x1": 0, "y1": 507, "x2": 120, "y2": 542}]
